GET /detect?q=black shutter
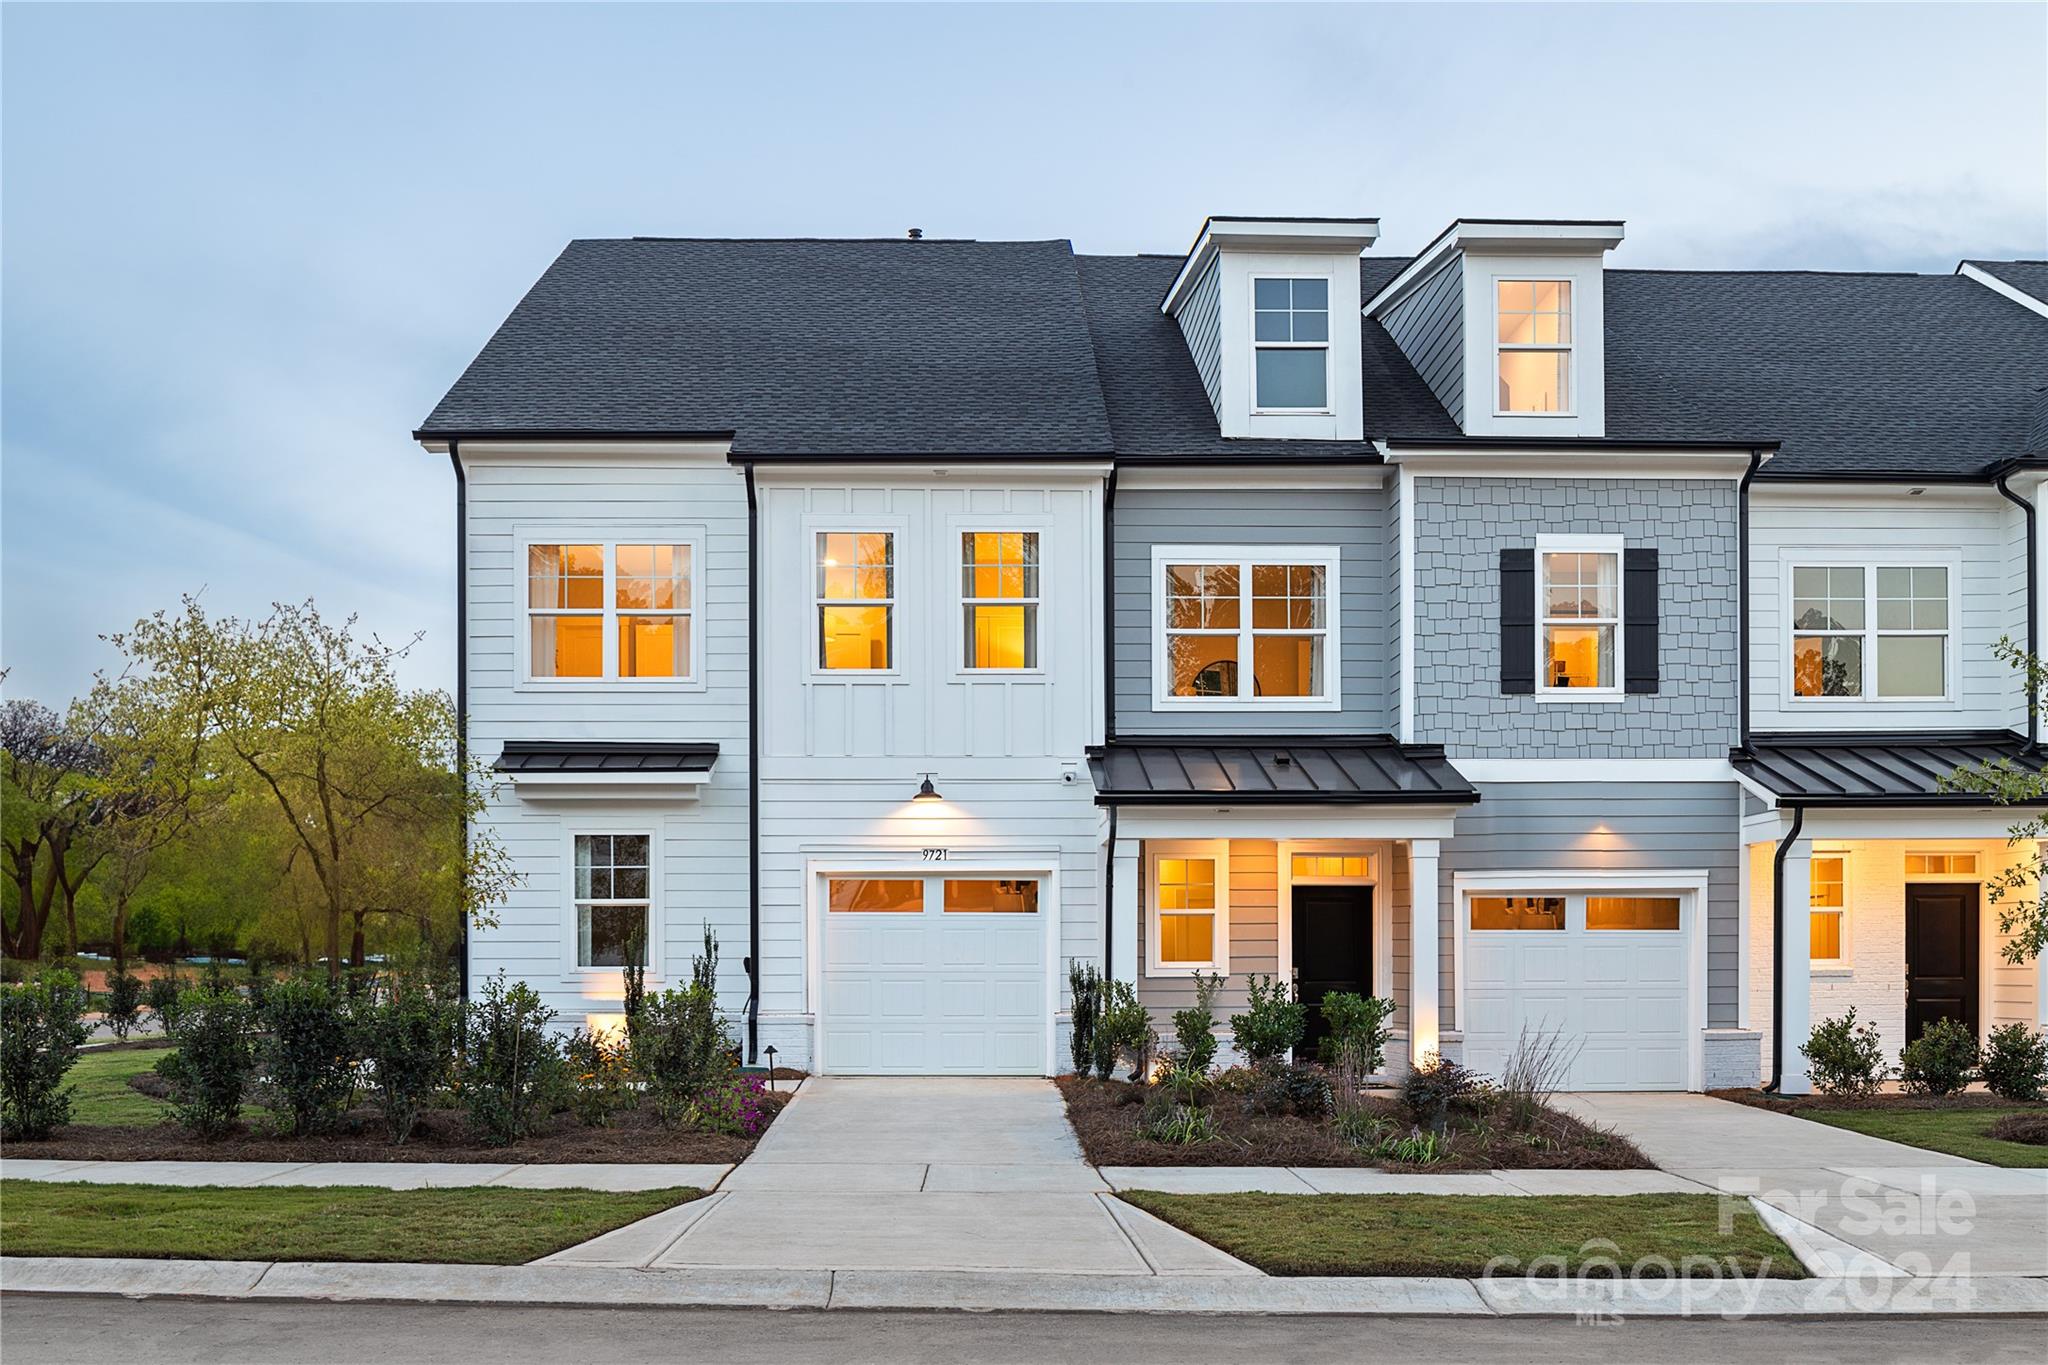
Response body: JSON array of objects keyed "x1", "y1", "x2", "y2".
[
  {"x1": 1624, "y1": 547, "x2": 1660, "y2": 694},
  {"x1": 1499, "y1": 548, "x2": 1535, "y2": 694}
]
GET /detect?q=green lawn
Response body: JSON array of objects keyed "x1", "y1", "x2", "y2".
[
  {"x1": 65, "y1": 1044, "x2": 179, "y2": 1125},
  {"x1": 0, "y1": 1180, "x2": 700, "y2": 1264},
  {"x1": 1799, "y1": 1106, "x2": 2048, "y2": 1168},
  {"x1": 1117, "y1": 1192, "x2": 1803, "y2": 1278}
]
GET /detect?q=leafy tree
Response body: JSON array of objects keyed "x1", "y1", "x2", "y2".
[
  {"x1": 1942, "y1": 638, "x2": 2048, "y2": 965},
  {"x1": 1, "y1": 699, "x2": 110, "y2": 959}
]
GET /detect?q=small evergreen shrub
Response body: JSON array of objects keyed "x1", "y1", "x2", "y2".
[
  {"x1": 1801, "y1": 1007, "x2": 1886, "y2": 1096},
  {"x1": 631, "y1": 926, "x2": 735, "y2": 1128},
  {"x1": 1980, "y1": 1023, "x2": 2048, "y2": 1103},
  {"x1": 1229, "y1": 974, "x2": 1305, "y2": 1067},
  {"x1": 156, "y1": 986, "x2": 257, "y2": 1139},
  {"x1": 359, "y1": 975, "x2": 458, "y2": 1144},
  {"x1": 461, "y1": 973, "x2": 562, "y2": 1145},
  {"x1": 1244, "y1": 1062, "x2": 1333, "y2": 1119},
  {"x1": 1170, "y1": 971, "x2": 1224, "y2": 1073},
  {"x1": 1401, "y1": 1053, "x2": 1488, "y2": 1135},
  {"x1": 0, "y1": 969, "x2": 91, "y2": 1139},
  {"x1": 621, "y1": 923, "x2": 648, "y2": 1038},
  {"x1": 145, "y1": 967, "x2": 185, "y2": 1037},
  {"x1": 564, "y1": 1029, "x2": 634, "y2": 1128},
  {"x1": 1067, "y1": 960, "x2": 1103, "y2": 1077},
  {"x1": 258, "y1": 975, "x2": 357, "y2": 1136},
  {"x1": 1093, "y1": 979, "x2": 1153, "y2": 1081},
  {"x1": 1320, "y1": 991, "x2": 1396, "y2": 1074},
  {"x1": 103, "y1": 969, "x2": 145, "y2": 1042},
  {"x1": 1899, "y1": 1017, "x2": 1978, "y2": 1098}
]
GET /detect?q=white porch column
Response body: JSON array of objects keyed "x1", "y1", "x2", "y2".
[
  {"x1": 2037, "y1": 842, "x2": 2048, "y2": 1029},
  {"x1": 1110, "y1": 837, "x2": 1141, "y2": 986},
  {"x1": 1779, "y1": 836, "x2": 1814, "y2": 1095},
  {"x1": 1409, "y1": 838, "x2": 1441, "y2": 1067}
]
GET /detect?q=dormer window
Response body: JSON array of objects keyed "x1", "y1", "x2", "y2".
[
  {"x1": 1252, "y1": 277, "x2": 1330, "y2": 411},
  {"x1": 1496, "y1": 280, "x2": 1572, "y2": 414}
]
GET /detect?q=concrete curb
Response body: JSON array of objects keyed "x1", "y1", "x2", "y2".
[{"x1": 5, "y1": 1257, "x2": 2044, "y2": 1316}]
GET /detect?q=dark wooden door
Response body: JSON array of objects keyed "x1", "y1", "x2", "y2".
[
  {"x1": 1292, "y1": 884, "x2": 1373, "y2": 1061},
  {"x1": 1905, "y1": 882, "x2": 1979, "y2": 1044}
]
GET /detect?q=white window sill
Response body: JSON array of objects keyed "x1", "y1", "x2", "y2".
[
  {"x1": 1810, "y1": 966, "x2": 1853, "y2": 978},
  {"x1": 1532, "y1": 690, "x2": 1626, "y2": 705},
  {"x1": 1152, "y1": 698, "x2": 1341, "y2": 713}
]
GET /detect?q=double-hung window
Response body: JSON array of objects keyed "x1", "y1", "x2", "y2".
[
  {"x1": 1790, "y1": 562, "x2": 1951, "y2": 700},
  {"x1": 1496, "y1": 280, "x2": 1572, "y2": 414},
  {"x1": 528, "y1": 540, "x2": 694, "y2": 681},
  {"x1": 1149, "y1": 846, "x2": 1228, "y2": 973},
  {"x1": 1253, "y1": 277, "x2": 1330, "y2": 410},
  {"x1": 1537, "y1": 538, "x2": 1621, "y2": 694},
  {"x1": 961, "y1": 531, "x2": 1039, "y2": 670},
  {"x1": 573, "y1": 833, "x2": 649, "y2": 969},
  {"x1": 1809, "y1": 854, "x2": 1846, "y2": 965},
  {"x1": 817, "y1": 531, "x2": 894, "y2": 670},
  {"x1": 1157, "y1": 548, "x2": 1336, "y2": 707}
]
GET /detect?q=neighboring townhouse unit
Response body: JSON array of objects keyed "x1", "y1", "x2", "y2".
[{"x1": 416, "y1": 225, "x2": 2048, "y2": 1094}]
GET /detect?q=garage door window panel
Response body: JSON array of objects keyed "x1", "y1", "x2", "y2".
[
  {"x1": 944, "y1": 879, "x2": 1039, "y2": 913},
  {"x1": 1470, "y1": 895, "x2": 1566, "y2": 931},
  {"x1": 828, "y1": 878, "x2": 924, "y2": 912},
  {"x1": 1586, "y1": 896, "x2": 1681, "y2": 931}
]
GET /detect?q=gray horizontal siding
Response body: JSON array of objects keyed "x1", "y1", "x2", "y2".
[
  {"x1": 1113, "y1": 486, "x2": 1395, "y2": 735},
  {"x1": 1378, "y1": 258, "x2": 1464, "y2": 425},
  {"x1": 1439, "y1": 781, "x2": 1742, "y2": 1030}
]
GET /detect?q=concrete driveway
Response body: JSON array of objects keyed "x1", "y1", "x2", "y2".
[
  {"x1": 545, "y1": 1077, "x2": 1250, "y2": 1275},
  {"x1": 1561, "y1": 1093, "x2": 2048, "y2": 1277}
]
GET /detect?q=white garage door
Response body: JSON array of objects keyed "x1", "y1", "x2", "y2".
[
  {"x1": 820, "y1": 873, "x2": 1047, "y2": 1074},
  {"x1": 1461, "y1": 888, "x2": 1692, "y2": 1091}
]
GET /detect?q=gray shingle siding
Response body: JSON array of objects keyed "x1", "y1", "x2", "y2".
[
  {"x1": 1171, "y1": 254, "x2": 1223, "y2": 416},
  {"x1": 1377, "y1": 258, "x2": 1465, "y2": 426},
  {"x1": 1413, "y1": 478, "x2": 1739, "y2": 758},
  {"x1": 1440, "y1": 781, "x2": 1742, "y2": 1030},
  {"x1": 1113, "y1": 486, "x2": 1395, "y2": 735}
]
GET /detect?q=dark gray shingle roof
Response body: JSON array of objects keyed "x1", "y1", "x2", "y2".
[
  {"x1": 1086, "y1": 738, "x2": 1477, "y2": 806},
  {"x1": 420, "y1": 238, "x2": 1113, "y2": 457},
  {"x1": 1964, "y1": 259, "x2": 2048, "y2": 304}
]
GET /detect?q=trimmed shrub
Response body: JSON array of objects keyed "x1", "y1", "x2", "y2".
[
  {"x1": 1802, "y1": 1007, "x2": 1886, "y2": 1096},
  {"x1": 258, "y1": 975, "x2": 357, "y2": 1136},
  {"x1": 1067, "y1": 960, "x2": 1103, "y2": 1077},
  {"x1": 0, "y1": 969, "x2": 91, "y2": 1139},
  {"x1": 1402, "y1": 1053, "x2": 1488, "y2": 1135},
  {"x1": 1244, "y1": 1062, "x2": 1333, "y2": 1119},
  {"x1": 1899, "y1": 1017, "x2": 1978, "y2": 1098},
  {"x1": 631, "y1": 926, "x2": 736, "y2": 1128},
  {"x1": 564, "y1": 1029, "x2": 634, "y2": 1128},
  {"x1": 1093, "y1": 979, "x2": 1153, "y2": 1081},
  {"x1": 1981, "y1": 1022, "x2": 2048, "y2": 1103},
  {"x1": 358, "y1": 976, "x2": 459, "y2": 1144},
  {"x1": 1320, "y1": 991, "x2": 1396, "y2": 1074},
  {"x1": 145, "y1": 967, "x2": 186, "y2": 1037},
  {"x1": 103, "y1": 969, "x2": 145, "y2": 1043},
  {"x1": 461, "y1": 973, "x2": 562, "y2": 1145},
  {"x1": 1170, "y1": 971, "x2": 1224, "y2": 1074},
  {"x1": 155, "y1": 986, "x2": 257, "y2": 1138},
  {"x1": 1229, "y1": 974, "x2": 1305, "y2": 1067}
]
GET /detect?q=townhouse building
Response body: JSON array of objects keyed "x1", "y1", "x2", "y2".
[{"x1": 416, "y1": 225, "x2": 2048, "y2": 1094}]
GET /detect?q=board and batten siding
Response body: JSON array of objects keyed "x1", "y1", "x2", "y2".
[
  {"x1": 1439, "y1": 782, "x2": 1742, "y2": 1031},
  {"x1": 1170, "y1": 254, "x2": 1224, "y2": 416},
  {"x1": 1112, "y1": 485, "x2": 1395, "y2": 735},
  {"x1": 461, "y1": 452, "x2": 753, "y2": 1024},
  {"x1": 1376, "y1": 257, "x2": 1465, "y2": 425},
  {"x1": 1748, "y1": 486, "x2": 2028, "y2": 734}
]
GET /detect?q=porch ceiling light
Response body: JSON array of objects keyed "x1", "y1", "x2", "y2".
[{"x1": 912, "y1": 772, "x2": 943, "y2": 803}]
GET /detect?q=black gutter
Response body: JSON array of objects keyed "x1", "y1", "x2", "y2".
[
  {"x1": 1765, "y1": 804, "x2": 1805, "y2": 1093},
  {"x1": 1102, "y1": 805, "x2": 1117, "y2": 992},
  {"x1": 1092, "y1": 790, "x2": 1480, "y2": 808},
  {"x1": 1996, "y1": 471, "x2": 2039, "y2": 749},
  {"x1": 729, "y1": 451, "x2": 1116, "y2": 466},
  {"x1": 448, "y1": 442, "x2": 470, "y2": 1003},
  {"x1": 744, "y1": 465, "x2": 761, "y2": 1064},
  {"x1": 1383, "y1": 435, "x2": 1783, "y2": 452},
  {"x1": 1112, "y1": 451, "x2": 1381, "y2": 468},
  {"x1": 1102, "y1": 466, "x2": 1118, "y2": 744},
  {"x1": 1738, "y1": 448, "x2": 1765, "y2": 750}
]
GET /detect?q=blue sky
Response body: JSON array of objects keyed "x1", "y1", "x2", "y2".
[{"x1": 4, "y1": 2, "x2": 2043, "y2": 705}]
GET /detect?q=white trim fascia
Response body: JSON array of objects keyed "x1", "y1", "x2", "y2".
[
  {"x1": 1114, "y1": 466, "x2": 1387, "y2": 491},
  {"x1": 749, "y1": 462, "x2": 1113, "y2": 486},
  {"x1": 1163, "y1": 218, "x2": 1381, "y2": 315},
  {"x1": 508, "y1": 770, "x2": 713, "y2": 787},
  {"x1": 1364, "y1": 220, "x2": 1625, "y2": 317},
  {"x1": 1958, "y1": 262, "x2": 2048, "y2": 320},
  {"x1": 1751, "y1": 482, "x2": 2001, "y2": 507},
  {"x1": 1730, "y1": 767, "x2": 1784, "y2": 810},
  {"x1": 1397, "y1": 464, "x2": 1416, "y2": 744},
  {"x1": 1113, "y1": 806, "x2": 1466, "y2": 842},
  {"x1": 437, "y1": 438, "x2": 734, "y2": 462},
  {"x1": 1380, "y1": 447, "x2": 1764, "y2": 480},
  {"x1": 1450, "y1": 758, "x2": 1737, "y2": 783},
  {"x1": 1793, "y1": 808, "x2": 2030, "y2": 841}
]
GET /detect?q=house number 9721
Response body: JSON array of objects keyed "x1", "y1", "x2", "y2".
[{"x1": 921, "y1": 848, "x2": 949, "y2": 862}]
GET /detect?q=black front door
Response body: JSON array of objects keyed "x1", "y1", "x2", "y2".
[
  {"x1": 1292, "y1": 884, "x2": 1373, "y2": 1061},
  {"x1": 1905, "y1": 882, "x2": 1979, "y2": 1044}
]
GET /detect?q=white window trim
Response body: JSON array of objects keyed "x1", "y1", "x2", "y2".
[
  {"x1": 1902, "y1": 849, "x2": 1982, "y2": 881},
  {"x1": 1491, "y1": 274, "x2": 1576, "y2": 419},
  {"x1": 1533, "y1": 533, "x2": 1625, "y2": 703},
  {"x1": 1147, "y1": 839, "x2": 1231, "y2": 977},
  {"x1": 560, "y1": 822, "x2": 663, "y2": 983},
  {"x1": 954, "y1": 526, "x2": 1045, "y2": 676},
  {"x1": 1150, "y1": 543, "x2": 1343, "y2": 712},
  {"x1": 812, "y1": 525, "x2": 902, "y2": 678},
  {"x1": 1808, "y1": 848, "x2": 1850, "y2": 972},
  {"x1": 1781, "y1": 551, "x2": 1961, "y2": 707},
  {"x1": 516, "y1": 529, "x2": 706, "y2": 691},
  {"x1": 1249, "y1": 273, "x2": 1334, "y2": 415}
]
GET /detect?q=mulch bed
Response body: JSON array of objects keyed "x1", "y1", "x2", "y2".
[
  {"x1": 1056, "y1": 1076, "x2": 1649, "y2": 1172},
  {"x1": 1712, "y1": 1088, "x2": 2048, "y2": 1114},
  {"x1": 1988, "y1": 1113, "x2": 2048, "y2": 1145},
  {"x1": 16, "y1": 1087, "x2": 794, "y2": 1166}
]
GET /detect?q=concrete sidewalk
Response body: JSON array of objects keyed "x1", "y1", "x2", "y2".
[{"x1": 7, "y1": 1256, "x2": 2045, "y2": 1317}]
